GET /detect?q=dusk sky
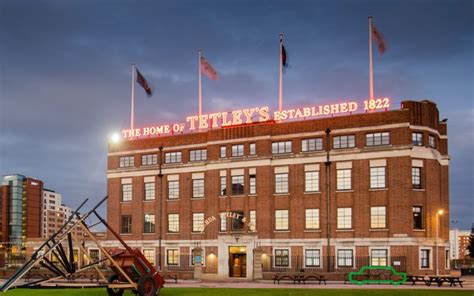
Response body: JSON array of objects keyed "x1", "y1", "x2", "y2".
[{"x1": 1, "y1": 0, "x2": 472, "y2": 228}]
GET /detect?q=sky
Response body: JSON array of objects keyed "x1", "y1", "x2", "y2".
[{"x1": 0, "y1": 0, "x2": 473, "y2": 229}]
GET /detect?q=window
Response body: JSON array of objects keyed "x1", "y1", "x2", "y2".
[
  {"x1": 231, "y1": 175, "x2": 244, "y2": 195},
  {"x1": 192, "y1": 179, "x2": 204, "y2": 198},
  {"x1": 275, "y1": 210, "x2": 289, "y2": 230},
  {"x1": 220, "y1": 146, "x2": 226, "y2": 158},
  {"x1": 168, "y1": 214, "x2": 179, "y2": 233},
  {"x1": 371, "y1": 249, "x2": 388, "y2": 266},
  {"x1": 143, "y1": 249, "x2": 155, "y2": 265},
  {"x1": 192, "y1": 213, "x2": 204, "y2": 232},
  {"x1": 249, "y1": 143, "x2": 256, "y2": 155},
  {"x1": 220, "y1": 176, "x2": 227, "y2": 196},
  {"x1": 366, "y1": 132, "x2": 390, "y2": 146},
  {"x1": 370, "y1": 167, "x2": 386, "y2": 189},
  {"x1": 190, "y1": 149, "x2": 207, "y2": 162},
  {"x1": 119, "y1": 156, "x2": 134, "y2": 168},
  {"x1": 370, "y1": 206, "x2": 386, "y2": 229},
  {"x1": 232, "y1": 144, "x2": 244, "y2": 157},
  {"x1": 275, "y1": 173, "x2": 289, "y2": 194},
  {"x1": 302, "y1": 138, "x2": 323, "y2": 152},
  {"x1": 121, "y1": 216, "x2": 131, "y2": 233},
  {"x1": 249, "y1": 210, "x2": 256, "y2": 231},
  {"x1": 272, "y1": 141, "x2": 292, "y2": 154},
  {"x1": 249, "y1": 174, "x2": 256, "y2": 194},
  {"x1": 305, "y1": 249, "x2": 321, "y2": 267},
  {"x1": 141, "y1": 154, "x2": 157, "y2": 166},
  {"x1": 121, "y1": 184, "x2": 132, "y2": 202},
  {"x1": 412, "y1": 132, "x2": 423, "y2": 146},
  {"x1": 420, "y1": 249, "x2": 430, "y2": 268},
  {"x1": 144, "y1": 214, "x2": 155, "y2": 233},
  {"x1": 333, "y1": 135, "x2": 355, "y2": 149},
  {"x1": 144, "y1": 182, "x2": 155, "y2": 200},
  {"x1": 89, "y1": 249, "x2": 100, "y2": 263},
  {"x1": 165, "y1": 152, "x2": 181, "y2": 163},
  {"x1": 429, "y1": 135, "x2": 436, "y2": 148},
  {"x1": 232, "y1": 211, "x2": 244, "y2": 231},
  {"x1": 168, "y1": 180, "x2": 179, "y2": 199},
  {"x1": 305, "y1": 209, "x2": 320, "y2": 229},
  {"x1": 275, "y1": 249, "x2": 289, "y2": 267},
  {"x1": 305, "y1": 171, "x2": 319, "y2": 192},
  {"x1": 445, "y1": 249, "x2": 450, "y2": 269},
  {"x1": 413, "y1": 206, "x2": 423, "y2": 229},
  {"x1": 336, "y1": 169, "x2": 351, "y2": 190},
  {"x1": 219, "y1": 212, "x2": 227, "y2": 231},
  {"x1": 412, "y1": 167, "x2": 422, "y2": 189},
  {"x1": 337, "y1": 208, "x2": 352, "y2": 229},
  {"x1": 167, "y1": 249, "x2": 179, "y2": 266},
  {"x1": 337, "y1": 249, "x2": 353, "y2": 267}
]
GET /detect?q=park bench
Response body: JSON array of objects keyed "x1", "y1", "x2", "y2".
[
  {"x1": 299, "y1": 273, "x2": 326, "y2": 285},
  {"x1": 272, "y1": 272, "x2": 302, "y2": 284}
]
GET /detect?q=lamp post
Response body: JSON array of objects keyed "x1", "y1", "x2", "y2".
[{"x1": 435, "y1": 209, "x2": 444, "y2": 276}]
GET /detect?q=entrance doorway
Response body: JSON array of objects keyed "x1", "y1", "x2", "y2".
[{"x1": 228, "y1": 246, "x2": 246, "y2": 277}]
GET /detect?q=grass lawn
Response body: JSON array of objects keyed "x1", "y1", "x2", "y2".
[{"x1": 1, "y1": 288, "x2": 473, "y2": 296}]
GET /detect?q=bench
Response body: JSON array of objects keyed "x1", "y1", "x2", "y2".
[
  {"x1": 272, "y1": 272, "x2": 301, "y2": 284},
  {"x1": 428, "y1": 276, "x2": 464, "y2": 287},
  {"x1": 406, "y1": 275, "x2": 428, "y2": 285},
  {"x1": 161, "y1": 272, "x2": 178, "y2": 283},
  {"x1": 300, "y1": 274, "x2": 326, "y2": 285}
]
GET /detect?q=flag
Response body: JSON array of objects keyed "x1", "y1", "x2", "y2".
[
  {"x1": 200, "y1": 56, "x2": 218, "y2": 80},
  {"x1": 372, "y1": 22, "x2": 386, "y2": 54},
  {"x1": 282, "y1": 44, "x2": 288, "y2": 68},
  {"x1": 136, "y1": 68, "x2": 153, "y2": 96}
]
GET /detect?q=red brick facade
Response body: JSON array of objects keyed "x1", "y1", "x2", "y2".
[{"x1": 106, "y1": 100, "x2": 450, "y2": 278}]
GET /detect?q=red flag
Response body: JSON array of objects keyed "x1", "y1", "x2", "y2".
[
  {"x1": 200, "y1": 56, "x2": 218, "y2": 80},
  {"x1": 372, "y1": 23, "x2": 386, "y2": 54}
]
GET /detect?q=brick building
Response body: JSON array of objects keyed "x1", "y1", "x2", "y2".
[
  {"x1": 0, "y1": 175, "x2": 43, "y2": 265},
  {"x1": 106, "y1": 99, "x2": 450, "y2": 279},
  {"x1": 42, "y1": 189, "x2": 83, "y2": 239}
]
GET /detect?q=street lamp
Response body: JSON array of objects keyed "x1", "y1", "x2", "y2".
[{"x1": 435, "y1": 209, "x2": 444, "y2": 276}]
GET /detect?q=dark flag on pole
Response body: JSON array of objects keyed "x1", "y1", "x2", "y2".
[
  {"x1": 136, "y1": 68, "x2": 153, "y2": 96},
  {"x1": 372, "y1": 22, "x2": 387, "y2": 54},
  {"x1": 282, "y1": 44, "x2": 288, "y2": 68}
]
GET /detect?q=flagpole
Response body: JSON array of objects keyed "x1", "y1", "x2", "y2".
[
  {"x1": 279, "y1": 33, "x2": 283, "y2": 112},
  {"x1": 198, "y1": 49, "x2": 202, "y2": 117},
  {"x1": 131, "y1": 64, "x2": 136, "y2": 129},
  {"x1": 368, "y1": 16, "x2": 374, "y2": 100}
]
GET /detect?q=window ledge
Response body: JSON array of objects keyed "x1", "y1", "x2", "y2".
[
  {"x1": 304, "y1": 191, "x2": 321, "y2": 195},
  {"x1": 369, "y1": 188, "x2": 388, "y2": 191},
  {"x1": 218, "y1": 231, "x2": 227, "y2": 234},
  {"x1": 370, "y1": 228, "x2": 389, "y2": 231},
  {"x1": 335, "y1": 190, "x2": 354, "y2": 193},
  {"x1": 231, "y1": 195, "x2": 245, "y2": 198},
  {"x1": 412, "y1": 189, "x2": 425, "y2": 192},
  {"x1": 166, "y1": 232, "x2": 179, "y2": 235},
  {"x1": 336, "y1": 229, "x2": 354, "y2": 232},
  {"x1": 274, "y1": 230, "x2": 290, "y2": 233},
  {"x1": 143, "y1": 200, "x2": 156, "y2": 202},
  {"x1": 274, "y1": 193, "x2": 290, "y2": 196},
  {"x1": 142, "y1": 233, "x2": 155, "y2": 235},
  {"x1": 304, "y1": 229, "x2": 322, "y2": 232},
  {"x1": 120, "y1": 201, "x2": 132, "y2": 203},
  {"x1": 191, "y1": 198, "x2": 205, "y2": 200},
  {"x1": 191, "y1": 232, "x2": 204, "y2": 234},
  {"x1": 414, "y1": 229, "x2": 426, "y2": 232},
  {"x1": 120, "y1": 233, "x2": 132, "y2": 235},
  {"x1": 218, "y1": 196, "x2": 227, "y2": 198},
  {"x1": 248, "y1": 194, "x2": 257, "y2": 197},
  {"x1": 167, "y1": 198, "x2": 180, "y2": 201}
]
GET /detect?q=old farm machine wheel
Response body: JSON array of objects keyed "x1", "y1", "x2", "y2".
[
  {"x1": 106, "y1": 274, "x2": 125, "y2": 296},
  {"x1": 137, "y1": 274, "x2": 159, "y2": 296}
]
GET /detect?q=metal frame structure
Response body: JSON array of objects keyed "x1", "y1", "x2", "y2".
[{"x1": 0, "y1": 196, "x2": 165, "y2": 296}]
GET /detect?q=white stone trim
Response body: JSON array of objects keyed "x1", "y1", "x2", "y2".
[
  {"x1": 144, "y1": 176, "x2": 155, "y2": 183},
  {"x1": 249, "y1": 168, "x2": 256, "y2": 175},
  {"x1": 121, "y1": 178, "x2": 132, "y2": 184},
  {"x1": 273, "y1": 247, "x2": 292, "y2": 268},
  {"x1": 336, "y1": 161, "x2": 352, "y2": 169},
  {"x1": 368, "y1": 246, "x2": 391, "y2": 266},
  {"x1": 304, "y1": 164, "x2": 320, "y2": 171},
  {"x1": 412, "y1": 159, "x2": 424, "y2": 167},
  {"x1": 219, "y1": 170, "x2": 227, "y2": 177},
  {"x1": 369, "y1": 159, "x2": 386, "y2": 167},
  {"x1": 192, "y1": 172, "x2": 204, "y2": 179},
  {"x1": 335, "y1": 245, "x2": 356, "y2": 268},
  {"x1": 231, "y1": 169, "x2": 244, "y2": 176},
  {"x1": 274, "y1": 166, "x2": 289, "y2": 174},
  {"x1": 167, "y1": 174, "x2": 179, "y2": 181}
]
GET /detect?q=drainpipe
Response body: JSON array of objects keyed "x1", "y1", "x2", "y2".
[
  {"x1": 325, "y1": 128, "x2": 331, "y2": 272},
  {"x1": 158, "y1": 145, "x2": 164, "y2": 271}
]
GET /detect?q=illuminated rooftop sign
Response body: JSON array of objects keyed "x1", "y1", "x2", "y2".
[{"x1": 121, "y1": 98, "x2": 390, "y2": 139}]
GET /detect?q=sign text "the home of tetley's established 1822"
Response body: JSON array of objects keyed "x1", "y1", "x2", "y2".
[{"x1": 121, "y1": 98, "x2": 390, "y2": 139}]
